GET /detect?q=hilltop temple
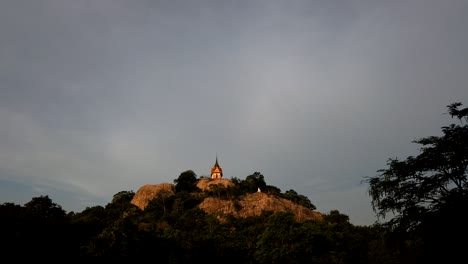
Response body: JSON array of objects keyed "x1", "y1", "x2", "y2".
[{"x1": 211, "y1": 156, "x2": 223, "y2": 179}]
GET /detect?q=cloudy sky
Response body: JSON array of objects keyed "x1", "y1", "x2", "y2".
[{"x1": 1, "y1": 0, "x2": 467, "y2": 225}]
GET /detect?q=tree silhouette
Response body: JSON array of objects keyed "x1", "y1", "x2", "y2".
[
  {"x1": 447, "y1": 102, "x2": 468, "y2": 122},
  {"x1": 365, "y1": 102, "x2": 468, "y2": 262},
  {"x1": 174, "y1": 170, "x2": 200, "y2": 193}
]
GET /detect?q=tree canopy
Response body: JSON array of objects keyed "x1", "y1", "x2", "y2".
[
  {"x1": 365, "y1": 102, "x2": 468, "y2": 262},
  {"x1": 366, "y1": 102, "x2": 468, "y2": 231},
  {"x1": 174, "y1": 170, "x2": 200, "y2": 193}
]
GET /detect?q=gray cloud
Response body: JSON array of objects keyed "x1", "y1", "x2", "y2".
[{"x1": 1, "y1": 0, "x2": 467, "y2": 225}]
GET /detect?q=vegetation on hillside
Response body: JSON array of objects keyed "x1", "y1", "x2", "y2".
[{"x1": 0, "y1": 102, "x2": 466, "y2": 262}]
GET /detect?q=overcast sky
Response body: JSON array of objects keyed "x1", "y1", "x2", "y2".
[{"x1": 1, "y1": 0, "x2": 467, "y2": 226}]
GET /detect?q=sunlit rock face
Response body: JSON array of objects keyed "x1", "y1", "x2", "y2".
[
  {"x1": 196, "y1": 178, "x2": 234, "y2": 191},
  {"x1": 199, "y1": 192, "x2": 323, "y2": 222},
  {"x1": 130, "y1": 183, "x2": 175, "y2": 210}
]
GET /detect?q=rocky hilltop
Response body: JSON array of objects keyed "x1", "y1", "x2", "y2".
[
  {"x1": 196, "y1": 178, "x2": 235, "y2": 191},
  {"x1": 130, "y1": 183, "x2": 175, "y2": 210},
  {"x1": 130, "y1": 178, "x2": 323, "y2": 222},
  {"x1": 199, "y1": 192, "x2": 322, "y2": 222}
]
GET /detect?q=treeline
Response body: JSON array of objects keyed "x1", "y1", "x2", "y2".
[
  {"x1": 0, "y1": 102, "x2": 466, "y2": 262},
  {"x1": 0, "y1": 173, "x2": 412, "y2": 263}
]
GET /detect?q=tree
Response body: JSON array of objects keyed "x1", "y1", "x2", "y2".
[
  {"x1": 447, "y1": 102, "x2": 468, "y2": 122},
  {"x1": 366, "y1": 102, "x2": 468, "y2": 230},
  {"x1": 23, "y1": 195, "x2": 66, "y2": 220},
  {"x1": 323, "y1": 210, "x2": 350, "y2": 225},
  {"x1": 365, "y1": 102, "x2": 468, "y2": 261},
  {"x1": 264, "y1": 185, "x2": 281, "y2": 195},
  {"x1": 281, "y1": 189, "x2": 316, "y2": 210},
  {"x1": 145, "y1": 189, "x2": 174, "y2": 217},
  {"x1": 244, "y1": 172, "x2": 267, "y2": 193},
  {"x1": 254, "y1": 212, "x2": 299, "y2": 263},
  {"x1": 111, "y1": 190, "x2": 135, "y2": 204},
  {"x1": 174, "y1": 170, "x2": 200, "y2": 193},
  {"x1": 19, "y1": 195, "x2": 73, "y2": 255}
]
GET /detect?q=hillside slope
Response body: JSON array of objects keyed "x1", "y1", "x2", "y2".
[{"x1": 130, "y1": 179, "x2": 323, "y2": 222}]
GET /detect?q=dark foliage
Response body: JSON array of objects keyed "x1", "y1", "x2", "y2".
[
  {"x1": 0, "y1": 181, "x2": 393, "y2": 263},
  {"x1": 365, "y1": 102, "x2": 468, "y2": 263},
  {"x1": 280, "y1": 189, "x2": 317, "y2": 210},
  {"x1": 174, "y1": 170, "x2": 200, "y2": 193},
  {"x1": 3, "y1": 102, "x2": 466, "y2": 264}
]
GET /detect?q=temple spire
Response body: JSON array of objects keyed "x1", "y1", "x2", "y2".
[{"x1": 211, "y1": 154, "x2": 223, "y2": 179}]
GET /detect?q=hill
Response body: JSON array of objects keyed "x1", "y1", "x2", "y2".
[{"x1": 130, "y1": 178, "x2": 323, "y2": 222}]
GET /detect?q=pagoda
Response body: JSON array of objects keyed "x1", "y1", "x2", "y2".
[{"x1": 211, "y1": 156, "x2": 223, "y2": 179}]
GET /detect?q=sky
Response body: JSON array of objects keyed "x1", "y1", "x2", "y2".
[{"x1": 1, "y1": 0, "x2": 467, "y2": 226}]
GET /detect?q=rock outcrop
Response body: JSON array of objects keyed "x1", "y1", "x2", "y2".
[
  {"x1": 196, "y1": 178, "x2": 235, "y2": 191},
  {"x1": 198, "y1": 192, "x2": 323, "y2": 222},
  {"x1": 130, "y1": 183, "x2": 175, "y2": 210}
]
